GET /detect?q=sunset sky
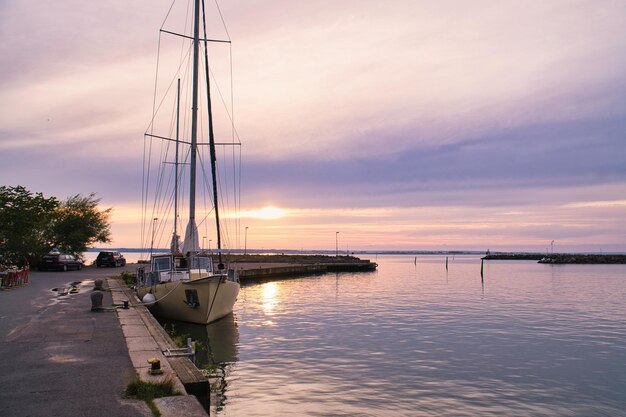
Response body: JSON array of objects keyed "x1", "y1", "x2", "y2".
[{"x1": 1, "y1": 0, "x2": 625, "y2": 253}]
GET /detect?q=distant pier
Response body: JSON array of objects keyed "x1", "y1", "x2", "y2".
[
  {"x1": 482, "y1": 253, "x2": 544, "y2": 261},
  {"x1": 218, "y1": 254, "x2": 378, "y2": 280},
  {"x1": 483, "y1": 253, "x2": 626, "y2": 264}
]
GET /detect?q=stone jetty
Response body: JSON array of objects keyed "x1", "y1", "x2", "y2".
[
  {"x1": 217, "y1": 254, "x2": 377, "y2": 280},
  {"x1": 483, "y1": 253, "x2": 626, "y2": 264},
  {"x1": 536, "y1": 254, "x2": 626, "y2": 264}
]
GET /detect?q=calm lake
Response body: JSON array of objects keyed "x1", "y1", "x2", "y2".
[{"x1": 168, "y1": 254, "x2": 626, "y2": 416}]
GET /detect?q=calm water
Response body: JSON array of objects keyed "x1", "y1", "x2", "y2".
[{"x1": 173, "y1": 255, "x2": 626, "y2": 416}]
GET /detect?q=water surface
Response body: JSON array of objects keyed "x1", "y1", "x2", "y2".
[{"x1": 196, "y1": 255, "x2": 626, "y2": 416}]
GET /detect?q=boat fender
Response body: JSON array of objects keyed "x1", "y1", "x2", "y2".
[{"x1": 142, "y1": 293, "x2": 157, "y2": 305}]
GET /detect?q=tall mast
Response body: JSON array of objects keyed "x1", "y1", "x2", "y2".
[
  {"x1": 201, "y1": 5, "x2": 223, "y2": 269},
  {"x1": 187, "y1": 0, "x2": 201, "y2": 258},
  {"x1": 172, "y1": 78, "x2": 180, "y2": 253}
]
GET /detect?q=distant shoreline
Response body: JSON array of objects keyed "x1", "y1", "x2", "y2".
[{"x1": 87, "y1": 248, "x2": 626, "y2": 256}]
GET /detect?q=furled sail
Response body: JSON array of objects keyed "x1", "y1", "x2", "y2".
[{"x1": 181, "y1": 220, "x2": 199, "y2": 254}]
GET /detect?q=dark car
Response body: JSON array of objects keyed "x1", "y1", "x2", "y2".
[
  {"x1": 96, "y1": 251, "x2": 126, "y2": 267},
  {"x1": 39, "y1": 253, "x2": 83, "y2": 271}
]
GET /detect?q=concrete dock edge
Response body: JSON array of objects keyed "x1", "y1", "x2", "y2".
[{"x1": 107, "y1": 278, "x2": 209, "y2": 417}]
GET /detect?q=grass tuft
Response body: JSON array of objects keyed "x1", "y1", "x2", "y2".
[
  {"x1": 125, "y1": 376, "x2": 181, "y2": 417},
  {"x1": 119, "y1": 270, "x2": 135, "y2": 286}
]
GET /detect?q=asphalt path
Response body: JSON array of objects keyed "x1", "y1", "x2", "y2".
[{"x1": 0, "y1": 265, "x2": 152, "y2": 417}]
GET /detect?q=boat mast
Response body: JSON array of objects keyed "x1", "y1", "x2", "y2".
[
  {"x1": 187, "y1": 0, "x2": 201, "y2": 261},
  {"x1": 185, "y1": 0, "x2": 224, "y2": 269},
  {"x1": 172, "y1": 78, "x2": 180, "y2": 253},
  {"x1": 201, "y1": 4, "x2": 224, "y2": 269}
]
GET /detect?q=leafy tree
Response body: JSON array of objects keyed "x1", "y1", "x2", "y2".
[
  {"x1": 0, "y1": 186, "x2": 112, "y2": 266},
  {"x1": 0, "y1": 185, "x2": 58, "y2": 265},
  {"x1": 50, "y1": 193, "x2": 112, "y2": 257}
]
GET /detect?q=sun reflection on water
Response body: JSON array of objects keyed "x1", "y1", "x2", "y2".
[{"x1": 261, "y1": 281, "x2": 278, "y2": 316}]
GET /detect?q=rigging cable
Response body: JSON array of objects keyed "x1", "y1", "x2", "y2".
[
  {"x1": 201, "y1": 0, "x2": 223, "y2": 267},
  {"x1": 208, "y1": 0, "x2": 242, "y2": 250}
]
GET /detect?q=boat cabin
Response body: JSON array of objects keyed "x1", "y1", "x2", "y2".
[{"x1": 139, "y1": 254, "x2": 215, "y2": 285}]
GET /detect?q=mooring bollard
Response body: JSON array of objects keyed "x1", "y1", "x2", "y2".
[
  {"x1": 94, "y1": 279, "x2": 104, "y2": 291},
  {"x1": 91, "y1": 290, "x2": 103, "y2": 311},
  {"x1": 147, "y1": 358, "x2": 163, "y2": 375}
]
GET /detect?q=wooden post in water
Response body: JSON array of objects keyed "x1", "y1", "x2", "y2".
[
  {"x1": 446, "y1": 256, "x2": 449, "y2": 271},
  {"x1": 414, "y1": 256, "x2": 417, "y2": 265},
  {"x1": 480, "y1": 258, "x2": 484, "y2": 281}
]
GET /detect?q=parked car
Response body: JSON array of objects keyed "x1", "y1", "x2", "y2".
[
  {"x1": 39, "y1": 253, "x2": 83, "y2": 271},
  {"x1": 96, "y1": 251, "x2": 126, "y2": 267}
]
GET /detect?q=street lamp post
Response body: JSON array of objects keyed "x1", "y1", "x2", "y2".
[
  {"x1": 202, "y1": 236, "x2": 206, "y2": 253},
  {"x1": 244, "y1": 227, "x2": 249, "y2": 255},
  {"x1": 209, "y1": 239, "x2": 212, "y2": 253},
  {"x1": 335, "y1": 231, "x2": 339, "y2": 257}
]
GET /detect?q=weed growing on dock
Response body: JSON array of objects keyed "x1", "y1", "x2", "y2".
[
  {"x1": 162, "y1": 323, "x2": 189, "y2": 348},
  {"x1": 118, "y1": 271, "x2": 135, "y2": 286},
  {"x1": 162, "y1": 323, "x2": 208, "y2": 354},
  {"x1": 125, "y1": 376, "x2": 181, "y2": 416}
]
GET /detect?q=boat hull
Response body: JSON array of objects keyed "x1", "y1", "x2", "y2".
[{"x1": 137, "y1": 278, "x2": 239, "y2": 324}]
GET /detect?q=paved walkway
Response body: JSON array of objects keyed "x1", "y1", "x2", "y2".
[{"x1": 0, "y1": 267, "x2": 151, "y2": 417}]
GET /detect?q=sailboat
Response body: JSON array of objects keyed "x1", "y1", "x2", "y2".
[{"x1": 135, "y1": 0, "x2": 240, "y2": 324}]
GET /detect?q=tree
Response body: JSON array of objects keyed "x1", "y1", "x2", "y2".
[
  {"x1": 0, "y1": 186, "x2": 58, "y2": 265},
  {"x1": 0, "y1": 186, "x2": 112, "y2": 265},
  {"x1": 49, "y1": 193, "x2": 112, "y2": 257}
]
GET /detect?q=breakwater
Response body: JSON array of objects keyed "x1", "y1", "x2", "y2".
[
  {"x1": 483, "y1": 253, "x2": 626, "y2": 264},
  {"x1": 223, "y1": 254, "x2": 377, "y2": 280},
  {"x1": 537, "y1": 254, "x2": 626, "y2": 264},
  {"x1": 483, "y1": 253, "x2": 544, "y2": 261}
]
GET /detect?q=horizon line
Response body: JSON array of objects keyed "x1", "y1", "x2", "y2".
[{"x1": 87, "y1": 248, "x2": 626, "y2": 255}]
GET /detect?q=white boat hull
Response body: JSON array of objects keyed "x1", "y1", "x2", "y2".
[{"x1": 137, "y1": 277, "x2": 239, "y2": 324}]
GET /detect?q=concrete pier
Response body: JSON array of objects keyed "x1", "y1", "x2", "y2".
[
  {"x1": 108, "y1": 278, "x2": 209, "y2": 417},
  {"x1": 0, "y1": 266, "x2": 208, "y2": 417},
  {"x1": 483, "y1": 253, "x2": 626, "y2": 263},
  {"x1": 0, "y1": 268, "x2": 152, "y2": 417},
  {"x1": 226, "y1": 254, "x2": 378, "y2": 281}
]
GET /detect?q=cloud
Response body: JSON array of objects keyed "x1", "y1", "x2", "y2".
[
  {"x1": 1, "y1": 0, "x2": 625, "y2": 251},
  {"x1": 565, "y1": 200, "x2": 626, "y2": 208},
  {"x1": 240, "y1": 111, "x2": 626, "y2": 208},
  {"x1": 228, "y1": 0, "x2": 626, "y2": 160}
]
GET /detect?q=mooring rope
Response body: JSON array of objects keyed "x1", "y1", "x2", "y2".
[{"x1": 141, "y1": 279, "x2": 183, "y2": 305}]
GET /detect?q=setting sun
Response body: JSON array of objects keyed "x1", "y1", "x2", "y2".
[{"x1": 240, "y1": 206, "x2": 287, "y2": 220}]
